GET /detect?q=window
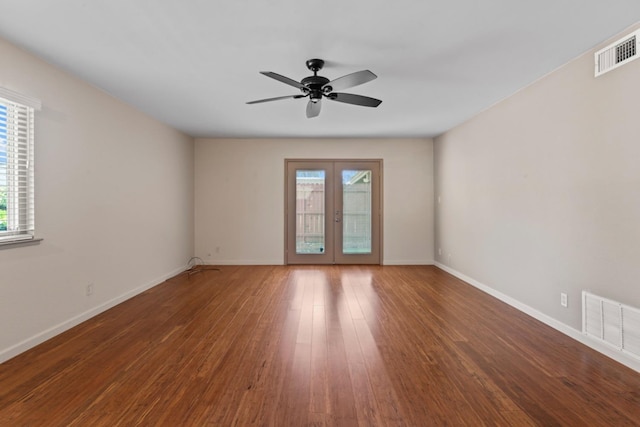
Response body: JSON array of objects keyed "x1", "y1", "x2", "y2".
[{"x1": 0, "y1": 87, "x2": 40, "y2": 244}]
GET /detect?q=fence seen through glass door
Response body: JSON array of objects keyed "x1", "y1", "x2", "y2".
[
  {"x1": 341, "y1": 169, "x2": 372, "y2": 255},
  {"x1": 295, "y1": 170, "x2": 326, "y2": 254}
]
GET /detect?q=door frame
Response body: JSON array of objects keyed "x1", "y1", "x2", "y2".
[{"x1": 284, "y1": 158, "x2": 383, "y2": 265}]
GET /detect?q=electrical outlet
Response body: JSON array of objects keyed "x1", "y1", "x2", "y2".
[
  {"x1": 86, "y1": 283, "x2": 94, "y2": 296},
  {"x1": 560, "y1": 293, "x2": 568, "y2": 308},
  {"x1": 438, "y1": 248, "x2": 442, "y2": 256}
]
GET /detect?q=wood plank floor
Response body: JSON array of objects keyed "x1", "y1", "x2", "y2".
[{"x1": 1, "y1": 265, "x2": 639, "y2": 426}]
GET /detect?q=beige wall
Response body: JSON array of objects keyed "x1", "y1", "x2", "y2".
[
  {"x1": 194, "y1": 138, "x2": 434, "y2": 265},
  {"x1": 435, "y1": 25, "x2": 640, "y2": 334},
  {"x1": 0, "y1": 37, "x2": 194, "y2": 362}
]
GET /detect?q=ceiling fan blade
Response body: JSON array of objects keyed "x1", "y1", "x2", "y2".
[
  {"x1": 327, "y1": 93, "x2": 382, "y2": 107},
  {"x1": 260, "y1": 71, "x2": 305, "y2": 89},
  {"x1": 246, "y1": 94, "x2": 305, "y2": 104},
  {"x1": 306, "y1": 99, "x2": 321, "y2": 118},
  {"x1": 323, "y1": 70, "x2": 377, "y2": 92}
]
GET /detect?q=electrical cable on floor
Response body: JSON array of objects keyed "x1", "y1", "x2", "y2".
[
  {"x1": 186, "y1": 256, "x2": 221, "y2": 277},
  {"x1": 165, "y1": 257, "x2": 221, "y2": 283}
]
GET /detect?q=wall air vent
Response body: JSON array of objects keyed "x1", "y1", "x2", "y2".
[
  {"x1": 583, "y1": 292, "x2": 640, "y2": 361},
  {"x1": 595, "y1": 29, "x2": 640, "y2": 77}
]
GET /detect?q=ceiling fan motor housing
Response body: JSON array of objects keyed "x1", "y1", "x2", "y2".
[{"x1": 301, "y1": 75, "x2": 330, "y2": 102}]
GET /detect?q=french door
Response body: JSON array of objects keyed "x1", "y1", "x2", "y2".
[{"x1": 285, "y1": 159, "x2": 382, "y2": 264}]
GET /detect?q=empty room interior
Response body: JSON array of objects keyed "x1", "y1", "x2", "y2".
[{"x1": 2, "y1": 1, "x2": 640, "y2": 425}]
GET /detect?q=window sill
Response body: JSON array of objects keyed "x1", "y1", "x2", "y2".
[{"x1": 0, "y1": 238, "x2": 43, "y2": 249}]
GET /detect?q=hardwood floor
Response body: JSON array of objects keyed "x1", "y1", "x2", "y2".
[{"x1": 1, "y1": 265, "x2": 639, "y2": 426}]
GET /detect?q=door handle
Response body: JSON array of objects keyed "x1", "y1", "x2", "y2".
[{"x1": 335, "y1": 210, "x2": 341, "y2": 223}]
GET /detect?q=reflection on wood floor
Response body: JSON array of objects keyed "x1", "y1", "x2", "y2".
[{"x1": 1, "y1": 265, "x2": 639, "y2": 426}]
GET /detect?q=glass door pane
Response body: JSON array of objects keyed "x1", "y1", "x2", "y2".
[
  {"x1": 286, "y1": 160, "x2": 334, "y2": 264},
  {"x1": 296, "y1": 170, "x2": 325, "y2": 254},
  {"x1": 341, "y1": 170, "x2": 372, "y2": 254},
  {"x1": 333, "y1": 160, "x2": 381, "y2": 265}
]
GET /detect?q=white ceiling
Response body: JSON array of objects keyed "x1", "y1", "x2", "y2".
[{"x1": 1, "y1": 1, "x2": 639, "y2": 138}]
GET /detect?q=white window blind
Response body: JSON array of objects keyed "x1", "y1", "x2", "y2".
[{"x1": 0, "y1": 88, "x2": 38, "y2": 243}]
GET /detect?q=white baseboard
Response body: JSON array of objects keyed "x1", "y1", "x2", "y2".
[
  {"x1": 434, "y1": 262, "x2": 640, "y2": 374},
  {"x1": 204, "y1": 259, "x2": 283, "y2": 265},
  {"x1": 0, "y1": 265, "x2": 187, "y2": 364},
  {"x1": 383, "y1": 259, "x2": 435, "y2": 266}
]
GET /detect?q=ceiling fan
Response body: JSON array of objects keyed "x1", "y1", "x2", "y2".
[{"x1": 247, "y1": 58, "x2": 382, "y2": 118}]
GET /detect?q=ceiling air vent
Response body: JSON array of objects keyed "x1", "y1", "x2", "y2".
[{"x1": 595, "y1": 29, "x2": 639, "y2": 77}]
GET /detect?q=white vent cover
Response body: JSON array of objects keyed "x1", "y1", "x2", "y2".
[
  {"x1": 594, "y1": 29, "x2": 640, "y2": 77},
  {"x1": 583, "y1": 291, "x2": 640, "y2": 360}
]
